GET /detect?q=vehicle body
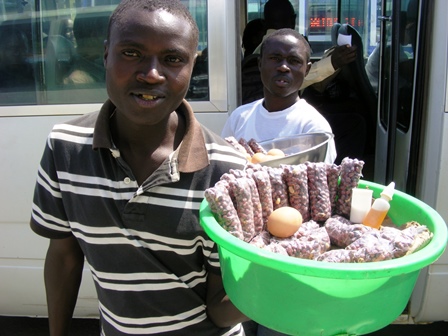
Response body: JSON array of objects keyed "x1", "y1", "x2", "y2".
[{"x1": 1, "y1": 0, "x2": 447, "y2": 325}]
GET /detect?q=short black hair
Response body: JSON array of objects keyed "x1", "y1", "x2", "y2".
[
  {"x1": 260, "y1": 28, "x2": 311, "y2": 61},
  {"x1": 242, "y1": 18, "x2": 266, "y2": 57},
  {"x1": 264, "y1": 0, "x2": 296, "y2": 29},
  {"x1": 107, "y1": 0, "x2": 199, "y2": 49}
]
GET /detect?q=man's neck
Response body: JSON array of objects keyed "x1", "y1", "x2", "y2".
[{"x1": 262, "y1": 94, "x2": 300, "y2": 112}]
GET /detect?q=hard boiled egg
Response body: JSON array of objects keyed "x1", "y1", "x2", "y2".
[
  {"x1": 267, "y1": 148, "x2": 286, "y2": 157},
  {"x1": 267, "y1": 206, "x2": 303, "y2": 238},
  {"x1": 251, "y1": 152, "x2": 268, "y2": 163}
]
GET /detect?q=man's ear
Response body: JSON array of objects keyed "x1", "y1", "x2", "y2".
[{"x1": 305, "y1": 61, "x2": 312, "y2": 76}]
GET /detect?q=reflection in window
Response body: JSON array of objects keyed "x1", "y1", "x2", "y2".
[
  {"x1": 184, "y1": 0, "x2": 208, "y2": 100},
  {"x1": 0, "y1": 25, "x2": 36, "y2": 92},
  {"x1": 0, "y1": 0, "x2": 209, "y2": 106},
  {"x1": 245, "y1": 0, "x2": 373, "y2": 57}
]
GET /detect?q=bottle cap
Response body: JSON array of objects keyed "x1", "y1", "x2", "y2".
[{"x1": 380, "y1": 182, "x2": 395, "y2": 201}]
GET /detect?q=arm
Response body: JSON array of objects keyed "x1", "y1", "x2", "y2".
[
  {"x1": 300, "y1": 57, "x2": 335, "y2": 90},
  {"x1": 300, "y1": 44, "x2": 357, "y2": 90},
  {"x1": 44, "y1": 235, "x2": 85, "y2": 336},
  {"x1": 206, "y1": 272, "x2": 250, "y2": 328},
  {"x1": 330, "y1": 44, "x2": 357, "y2": 70}
]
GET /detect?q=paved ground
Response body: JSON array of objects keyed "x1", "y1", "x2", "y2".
[
  {"x1": 367, "y1": 321, "x2": 447, "y2": 335},
  {"x1": 0, "y1": 317, "x2": 98, "y2": 336},
  {"x1": 0, "y1": 316, "x2": 447, "y2": 335}
]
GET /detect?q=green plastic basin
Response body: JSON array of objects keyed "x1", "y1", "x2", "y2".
[{"x1": 199, "y1": 180, "x2": 447, "y2": 336}]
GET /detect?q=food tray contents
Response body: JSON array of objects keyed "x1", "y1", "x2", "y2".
[
  {"x1": 204, "y1": 158, "x2": 433, "y2": 262},
  {"x1": 350, "y1": 188, "x2": 374, "y2": 223},
  {"x1": 363, "y1": 182, "x2": 395, "y2": 229},
  {"x1": 283, "y1": 164, "x2": 310, "y2": 221},
  {"x1": 267, "y1": 207, "x2": 303, "y2": 238},
  {"x1": 266, "y1": 166, "x2": 290, "y2": 210},
  {"x1": 306, "y1": 161, "x2": 332, "y2": 221},
  {"x1": 225, "y1": 136, "x2": 286, "y2": 163},
  {"x1": 335, "y1": 158, "x2": 365, "y2": 217}
]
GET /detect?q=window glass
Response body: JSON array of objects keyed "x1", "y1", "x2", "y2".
[
  {"x1": 306, "y1": 0, "x2": 338, "y2": 55},
  {"x1": 0, "y1": 0, "x2": 208, "y2": 106},
  {"x1": 245, "y1": 0, "x2": 339, "y2": 56},
  {"x1": 245, "y1": 0, "x2": 377, "y2": 58}
]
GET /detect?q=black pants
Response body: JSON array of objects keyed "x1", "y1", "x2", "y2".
[{"x1": 323, "y1": 111, "x2": 367, "y2": 165}]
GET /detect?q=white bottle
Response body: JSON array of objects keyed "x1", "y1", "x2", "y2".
[
  {"x1": 362, "y1": 182, "x2": 395, "y2": 229},
  {"x1": 350, "y1": 188, "x2": 373, "y2": 223}
]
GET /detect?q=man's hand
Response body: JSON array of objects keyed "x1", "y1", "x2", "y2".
[{"x1": 331, "y1": 44, "x2": 357, "y2": 70}]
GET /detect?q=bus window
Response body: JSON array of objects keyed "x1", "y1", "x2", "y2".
[
  {"x1": 184, "y1": 0, "x2": 209, "y2": 101},
  {"x1": 245, "y1": 0, "x2": 378, "y2": 59},
  {"x1": 0, "y1": 0, "x2": 209, "y2": 106},
  {"x1": 0, "y1": 22, "x2": 36, "y2": 103},
  {"x1": 307, "y1": 0, "x2": 338, "y2": 55}
]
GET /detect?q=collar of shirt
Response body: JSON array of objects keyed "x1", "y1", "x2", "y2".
[{"x1": 92, "y1": 99, "x2": 209, "y2": 173}]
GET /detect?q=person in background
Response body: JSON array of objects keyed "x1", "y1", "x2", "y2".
[
  {"x1": 241, "y1": 18, "x2": 268, "y2": 104},
  {"x1": 59, "y1": 18, "x2": 77, "y2": 48},
  {"x1": 242, "y1": 0, "x2": 357, "y2": 103},
  {"x1": 222, "y1": 28, "x2": 337, "y2": 167},
  {"x1": 0, "y1": 26, "x2": 34, "y2": 90},
  {"x1": 242, "y1": 18, "x2": 266, "y2": 58},
  {"x1": 30, "y1": 0, "x2": 248, "y2": 335},
  {"x1": 63, "y1": 12, "x2": 109, "y2": 84},
  {"x1": 250, "y1": 0, "x2": 365, "y2": 165}
]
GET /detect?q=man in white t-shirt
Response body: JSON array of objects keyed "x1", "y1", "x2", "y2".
[
  {"x1": 241, "y1": 0, "x2": 357, "y2": 105},
  {"x1": 222, "y1": 28, "x2": 337, "y2": 165}
]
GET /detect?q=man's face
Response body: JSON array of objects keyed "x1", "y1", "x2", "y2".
[
  {"x1": 104, "y1": 8, "x2": 197, "y2": 126},
  {"x1": 259, "y1": 34, "x2": 310, "y2": 99}
]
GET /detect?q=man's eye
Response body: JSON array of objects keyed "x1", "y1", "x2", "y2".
[
  {"x1": 166, "y1": 56, "x2": 182, "y2": 63},
  {"x1": 123, "y1": 50, "x2": 139, "y2": 57},
  {"x1": 289, "y1": 59, "x2": 302, "y2": 65}
]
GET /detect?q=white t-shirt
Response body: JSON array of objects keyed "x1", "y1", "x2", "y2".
[{"x1": 221, "y1": 98, "x2": 337, "y2": 164}]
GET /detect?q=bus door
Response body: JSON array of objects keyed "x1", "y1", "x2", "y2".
[{"x1": 374, "y1": 0, "x2": 429, "y2": 195}]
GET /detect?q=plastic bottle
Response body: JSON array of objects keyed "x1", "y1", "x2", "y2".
[
  {"x1": 362, "y1": 182, "x2": 395, "y2": 229},
  {"x1": 350, "y1": 188, "x2": 373, "y2": 223}
]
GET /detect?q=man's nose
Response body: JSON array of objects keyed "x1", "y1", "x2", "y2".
[
  {"x1": 137, "y1": 59, "x2": 165, "y2": 83},
  {"x1": 277, "y1": 60, "x2": 290, "y2": 72}
]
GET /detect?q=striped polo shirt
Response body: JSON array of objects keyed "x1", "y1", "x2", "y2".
[{"x1": 30, "y1": 100, "x2": 247, "y2": 335}]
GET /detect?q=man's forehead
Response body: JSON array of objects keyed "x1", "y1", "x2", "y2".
[
  {"x1": 265, "y1": 35, "x2": 304, "y2": 53},
  {"x1": 283, "y1": 34, "x2": 300, "y2": 44},
  {"x1": 267, "y1": 34, "x2": 301, "y2": 46},
  {"x1": 113, "y1": 8, "x2": 188, "y2": 30},
  {"x1": 110, "y1": 9, "x2": 196, "y2": 46}
]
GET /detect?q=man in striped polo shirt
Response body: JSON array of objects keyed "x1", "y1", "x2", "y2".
[{"x1": 30, "y1": 0, "x2": 248, "y2": 335}]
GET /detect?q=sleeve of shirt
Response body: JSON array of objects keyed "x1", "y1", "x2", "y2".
[
  {"x1": 221, "y1": 106, "x2": 245, "y2": 139},
  {"x1": 30, "y1": 136, "x2": 72, "y2": 239},
  {"x1": 301, "y1": 56, "x2": 336, "y2": 90},
  {"x1": 220, "y1": 115, "x2": 235, "y2": 139}
]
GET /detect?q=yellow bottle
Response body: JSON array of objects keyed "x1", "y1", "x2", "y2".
[{"x1": 362, "y1": 182, "x2": 395, "y2": 229}]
